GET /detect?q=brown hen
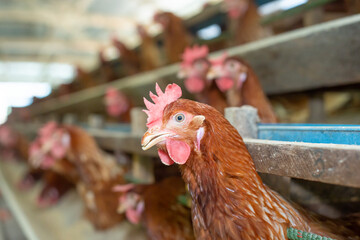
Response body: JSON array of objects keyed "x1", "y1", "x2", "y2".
[
  {"x1": 178, "y1": 45, "x2": 227, "y2": 114},
  {"x1": 141, "y1": 83, "x2": 358, "y2": 240},
  {"x1": 30, "y1": 123, "x2": 125, "y2": 229}
]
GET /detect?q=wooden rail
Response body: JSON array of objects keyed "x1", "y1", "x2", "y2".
[
  {"x1": 13, "y1": 122, "x2": 360, "y2": 188},
  {"x1": 92, "y1": 130, "x2": 360, "y2": 189}
]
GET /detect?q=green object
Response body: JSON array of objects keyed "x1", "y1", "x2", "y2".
[
  {"x1": 124, "y1": 174, "x2": 146, "y2": 184},
  {"x1": 177, "y1": 194, "x2": 191, "y2": 208},
  {"x1": 287, "y1": 228, "x2": 336, "y2": 240}
]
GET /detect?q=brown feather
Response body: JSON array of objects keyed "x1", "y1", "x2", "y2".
[{"x1": 129, "y1": 177, "x2": 195, "y2": 240}]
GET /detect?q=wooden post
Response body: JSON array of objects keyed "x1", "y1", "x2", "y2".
[
  {"x1": 131, "y1": 108, "x2": 154, "y2": 183},
  {"x1": 63, "y1": 114, "x2": 77, "y2": 125},
  {"x1": 225, "y1": 106, "x2": 259, "y2": 139},
  {"x1": 88, "y1": 114, "x2": 104, "y2": 129},
  {"x1": 309, "y1": 93, "x2": 325, "y2": 123},
  {"x1": 47, "y1": 113, "x2": 59, "y2": 123}
]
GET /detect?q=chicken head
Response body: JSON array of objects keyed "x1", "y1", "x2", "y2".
[
  {"x1": 114, "y1": 184, "x2": 145, "y2": 224},
  {"x1": 105, "y1": 87, "x2": 129, "y2": 117},
  {"x1": 30, "y1": 122, "x2": 70, "y2": 169},
  {"x1": 142, "y1": 83, "x2": 206, "y2": 166},
  {"x1": 208, "y1": 53, "x2": 248, "y2": 92},
  {"x1": 178, "y1": 45, "x2": 211, "y2": 93}
]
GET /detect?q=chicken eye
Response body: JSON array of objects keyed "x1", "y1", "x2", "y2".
[{"x1": 174, "y1": 113, "x2": 185, "y2": 123}]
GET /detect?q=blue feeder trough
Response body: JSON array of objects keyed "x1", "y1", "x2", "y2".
[{"x1": 258, "y1": 124, "x2": 360, "y2": 145}]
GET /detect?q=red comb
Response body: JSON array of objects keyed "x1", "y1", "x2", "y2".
[
  {"x1": 210, "y1": 52, "x2": 228, "y2": 66},
  {"x1": 143, "y1": 83, "x2": 182, "y2": 128},
  {"x1": 181, "y1": 45, "x2": 209, "y2": 67}
]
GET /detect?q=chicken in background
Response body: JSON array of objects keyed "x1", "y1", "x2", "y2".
[
  {"x1": 140, "y1": 83, "x2": 359, "y2": 239},
  {"x1": 208, "y1": 53, "x2": 277, "y2": 123},
  {"x1": 114, "y1": 177, "x2": 194, "y2": 240},
  {"x1": 30, "y1": 123, "x2": 126, "y2": 229},
  {"x1": 137, "y1": 25, "x2": 163, "y2": 71},
  {"x1": 0, "y1": 123, "x2": 73, "y2": 208},
  {"x1": 112, "y1": 37, "x2": 141, "y2": 75},
  {"x1": 76, "y1": 66, "x2": 98, "y2": 89},
  {"x1": 27, "y1": 122, "x2": 75, "y2": 207},
  {"x1": 104, "y1": 87, "x2": 132, "y2": 123},
  {"x1": 178, "y1": 45, "x2": 227, "y2": 114},
  {"x1": 98, "y1": 49, "x2": 120, "y2": 83},
  {"x1": 223, "y1": 0, "x2": 272, "y2": 46},
  {"x1": 154, "y1": 12, "x2": 191, "y2": 64}
]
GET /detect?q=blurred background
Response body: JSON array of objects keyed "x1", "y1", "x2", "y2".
[{"x1": 2, "y1": 0, "x2": 359, "y2": 125}]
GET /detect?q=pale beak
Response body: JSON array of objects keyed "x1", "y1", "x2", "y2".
[
  {"x1": 117, "y1": 200, "x2": 129, "y2": 214},
  {"x1": 206, "y1": 68, "x2": 217, "y2": 80},
  {"x1": 177, "y1": 70, "x2": 186, "y2": 79},
  {"x1": 141, "y1": 129, "x2": 174, "y2": 150}
]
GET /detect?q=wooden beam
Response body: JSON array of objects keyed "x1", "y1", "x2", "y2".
[{"x1": 245, "y1": 139, "x2": 360, "y2": 188}]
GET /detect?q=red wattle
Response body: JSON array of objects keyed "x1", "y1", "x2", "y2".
[
  {"x1": 184, "y1": 77, "x2": 205, "y2": 93},
  {"x1": 158, "y1": 149, "x2": 174, "y2": 166},
  {"x1": 215, "y1": 77, "x2": 234, "y2": 92},
  {"x1": 126, "y1": 208, "x2": 141, "y2": 224},
  {"x1": 166, "y1": 139, "x2": 190, "y2": 165}
]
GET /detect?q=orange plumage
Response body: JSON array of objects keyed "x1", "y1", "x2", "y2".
[
  {"x1": 56, "y1": 125, "x2": 126, "y2": 229},
  {"x1": 141, "y1": 83, "x2": 358, "y2": 239},
  {"x1": 116, "y1": 177, "x2": 194, "y2": 240}
]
